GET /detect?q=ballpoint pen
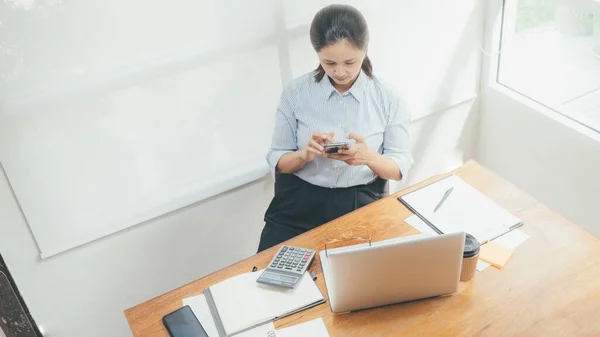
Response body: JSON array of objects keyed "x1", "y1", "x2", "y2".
[{"x1": 433, "y1": 187, "x2": 454, "y2": 212}]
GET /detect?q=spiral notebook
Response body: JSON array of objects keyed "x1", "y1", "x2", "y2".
[
  {"x1": 398, "y1": 175, "x2": 523, "y2": 244},
  {"x1": 203, "y1": 270, "x2": 325, "y2": 337}
]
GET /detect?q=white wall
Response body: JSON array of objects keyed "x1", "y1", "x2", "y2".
[
  {"x1": 0, "y1": 1, "x2": 483, "y2": 336},
  {"x1": 477, "y1": 0, "x2": 600, "y2": 238},
  {"x1": 478, "y1": 87, "x2": 600, "y2": 238}
]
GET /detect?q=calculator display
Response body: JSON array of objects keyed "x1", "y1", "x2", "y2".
[{"x1": 262, "y1": 272, "x2": 297, "y2": 283}]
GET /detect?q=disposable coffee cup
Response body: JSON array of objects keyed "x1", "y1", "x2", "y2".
[{"x1": 460, "y1": 233, "x2": 480, "y2": 282}]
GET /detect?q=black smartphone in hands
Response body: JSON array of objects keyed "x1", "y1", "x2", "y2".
[
  {"x1": 324, "y1": 142, "x2": 350, "y2": 154},
  {"x1": 163, "y1": 305, "x2": 209, "y2": 337}
]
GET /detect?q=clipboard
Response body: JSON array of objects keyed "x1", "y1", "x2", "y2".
[{"x1": 397, "y1": 175, "x2": 524, "y2": 245}]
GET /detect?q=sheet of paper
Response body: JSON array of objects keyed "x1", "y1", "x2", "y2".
[
  {"x1": 477, "y1": 260, "x2": 491, "y2": 271},
  {"x1": 237, "y1": 322, "x2": 276, "y2": 337},
  {"x1": 276, "y1": 318, "x2": 330, "y2": 337},
  {"x1": 183, "y1": 294, "x2": 220, "y2": 337},
  {"x1": 405, "y1": 215, "x2": 438, "y2": 235},
  {"x1": 492, "y1": 229, "x2": 530, "y2": 250}
]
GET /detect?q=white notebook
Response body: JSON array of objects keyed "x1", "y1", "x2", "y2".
[
  {"x1": 398, "y1": 175, "x2": 523, "y2": 244},
  {"x1": 184, "y1": 295, "x2": 330, "y2": 337},
  {"x1": 203, "y1": 270, "x2": 325, "y2": 337}
]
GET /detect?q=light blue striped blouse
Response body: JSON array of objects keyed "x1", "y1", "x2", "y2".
[{"x1": 266, "y1": 70, "x2": 413, "y2": 188}]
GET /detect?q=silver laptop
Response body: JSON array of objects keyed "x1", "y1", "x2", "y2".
[{"x1": 320, "y1": 232, "x2": 465, "y2": 313}]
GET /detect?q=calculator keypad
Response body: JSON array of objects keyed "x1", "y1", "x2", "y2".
[{"x1": 268, "y1": 246, "x2": 315, "y2": 274}]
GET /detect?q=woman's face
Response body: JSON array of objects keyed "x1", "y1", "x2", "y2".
[{"x1": 318, "y1": 39, "x2": 366, "y2": 88}]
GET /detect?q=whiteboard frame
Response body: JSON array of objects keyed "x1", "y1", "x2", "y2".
[{"x1": 33, "y1": 161, "x2": 269, "y2": 258}]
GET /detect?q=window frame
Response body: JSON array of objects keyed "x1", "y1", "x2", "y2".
[{"x1": 482, "y1": 0, "x2": 600, "y2": 137}]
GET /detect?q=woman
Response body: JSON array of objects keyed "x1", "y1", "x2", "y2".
[{"x1": 257, "y1": 4, "x2": 412, "y2": 252}]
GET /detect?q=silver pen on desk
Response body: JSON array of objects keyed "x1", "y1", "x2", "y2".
[{"x1": 433, "y1": 187, "x2": 454, "y2": 212}]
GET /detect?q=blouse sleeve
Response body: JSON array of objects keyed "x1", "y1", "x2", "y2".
[
  {"x1": 382, "y1": 92, "x2": 413, "y2": 182},
  {"x1": 265, "y1": 87, "x2": 298, "y2": 178}
]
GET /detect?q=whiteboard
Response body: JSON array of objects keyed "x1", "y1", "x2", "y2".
[
  {"x1": 0, "y1": 45, "x2": 282, "y2": 258},
  {"x1": 0, "y1": 0, "x2": 482, "y2": 257}
]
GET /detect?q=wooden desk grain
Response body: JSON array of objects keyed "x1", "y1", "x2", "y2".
[{"x1": 124, "y1": 161, "x2": 600, "y2": 336}]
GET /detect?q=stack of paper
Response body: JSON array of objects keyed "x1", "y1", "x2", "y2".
[{"x1": 183, "y1": 294, "x2": 219, "y2": 336}]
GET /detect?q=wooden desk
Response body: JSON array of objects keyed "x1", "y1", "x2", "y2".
[{"x1": 124, "y1": 161, "x2": 600, "y2": 336}]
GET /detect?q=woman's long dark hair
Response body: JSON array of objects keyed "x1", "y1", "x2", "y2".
[{"x1": 309, "y1": 4, "x2": 373, "y2": 82}]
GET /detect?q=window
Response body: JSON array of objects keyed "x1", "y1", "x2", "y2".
[{"x1": 497, "y1": 0, "x2": 600, "y2": 133}]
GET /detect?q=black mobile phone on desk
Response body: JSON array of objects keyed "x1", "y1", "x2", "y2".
[{"x1": 163, "y1": 305, "x2": 208, "y2": 337}]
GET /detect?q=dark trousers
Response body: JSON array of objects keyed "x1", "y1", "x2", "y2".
[{"x1": 257, "y1": 173, "x2": 388, "y2": 253}]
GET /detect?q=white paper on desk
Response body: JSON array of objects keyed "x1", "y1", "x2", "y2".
[
  {"x1": 491, "y1": 229, "x2": 530, "y2": 250},
  {"x1": 477, "y1": 260, "x2": 491, "y2": 271},
  {"x1": 183, "y1": 294, "x2": 220, "y2": 337},
  {"x1": 276, "y1": 318, "x2": 330, "y2": 337},
  {"x1": 405, "y1": 215, "x2": 438, "y2": 235},
  {"x1": 237, "y1": 322, "x2": 276, "y2": 337}
]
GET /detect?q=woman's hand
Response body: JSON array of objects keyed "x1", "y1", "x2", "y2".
[
  {"x1": 275, "y1": 131, "x2": 334, "y2": 174},
  {"x1": 301, "y1": 131, "x2": 334, "y2": 162},
  {"x1": 325, "y1": 133, "x2": 377, "y2": 166}
]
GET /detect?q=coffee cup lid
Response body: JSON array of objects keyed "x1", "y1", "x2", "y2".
[{"x1": 463, "y1": 233, "x2": 480, "y2": 258}]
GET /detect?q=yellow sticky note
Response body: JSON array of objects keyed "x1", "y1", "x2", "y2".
[{"x1": 480, "y1": 241, "x2": 514, "y2": 269}]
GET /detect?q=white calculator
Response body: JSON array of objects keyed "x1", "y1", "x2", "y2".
[{"x1": 256, "y1": 246, "x2": 316, "y2": 289}]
